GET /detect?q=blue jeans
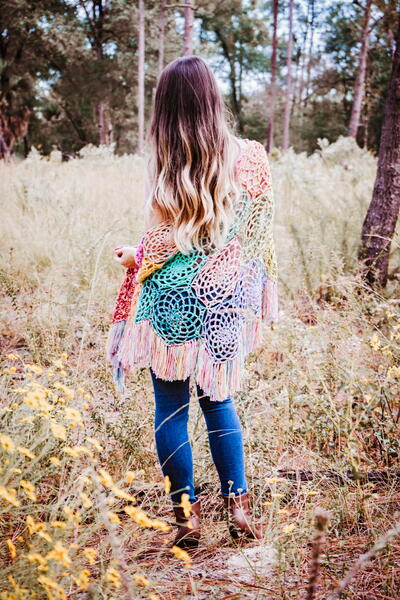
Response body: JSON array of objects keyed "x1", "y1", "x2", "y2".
[{"x1": 150, "y1": 369, "x2": 248, "y2": 504}]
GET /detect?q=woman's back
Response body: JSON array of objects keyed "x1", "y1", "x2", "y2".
[{"x1": 110, "y1": 136, "x2": 278, "y2": 401}]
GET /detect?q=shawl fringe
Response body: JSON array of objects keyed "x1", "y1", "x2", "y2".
[{"x1": 113, "y1": 316, "x2": 264, "y2": 402}]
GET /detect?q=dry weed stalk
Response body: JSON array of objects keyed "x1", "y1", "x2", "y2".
[
  {"x1": 306, "y1": 507, "x2": 331, "y2": 600},
  {"x1": 328, "y1": 520, "x2": 400, "y2": 599}
]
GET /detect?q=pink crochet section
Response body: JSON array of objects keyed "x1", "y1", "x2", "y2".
[{"x1": 236, "y1": 140, "x2": 273, "y2": 200}]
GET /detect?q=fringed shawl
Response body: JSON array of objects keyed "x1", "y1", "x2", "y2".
[{"x1": 107, "y1": 139, "x2": 278, "y2": 401}]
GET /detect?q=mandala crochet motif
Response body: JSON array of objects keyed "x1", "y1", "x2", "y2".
[{"x1": 108, "y1": 139, "x2": 279, "y2": 402}]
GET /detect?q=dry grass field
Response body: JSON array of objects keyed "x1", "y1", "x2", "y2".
[{"x1": 0, "y1": 137, "x2": 399, "y2": 599}]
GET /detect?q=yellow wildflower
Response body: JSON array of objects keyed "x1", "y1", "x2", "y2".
[
  {"x1": 26, "y1": 552, "x2": 48, "y2": 569},
  {"x1": 83, "y1": 393, "x2": 91, "y2": 402},
  {"x1": 82, "y1": 547, "x2": 97, "y2": 565},
  {"x1": 0, "y1": 434, "x2": 15, "y2": 453},
  {"x1": 50, "y1": 521, "x2": 67, "y2": 530},
  {"x1": 111, "y1": 485, "x2": 136, "y2": 502},
  {"x1": 6, "y1": 539, "x2": 17, "y2": 559},
  {"x1": 23, "y1": 389, "x2": 52, "y2": 412},
  {"x1": 50, "y1": 456, "x2": 61, "y2": 466},
  {"x1": 170, "y1": 545, "x2": 191, "y2": 562},
  {"x1": 105, "y1": 567, "x2": 122, "y2": 589},
  {"x1": 52, "y1": 359, "x2": 64, "y2": 369},
  {"x1": 164, "y1": 475, "x2": 171, "y2": 494},
  {"x1": 20, "y1": 480, "x2": 37, "y2": 502},
  {"x1": 17, "y1": 446, "x2": 36, "y2": 459},
  {"x1": 125, "y1": 470, "x2": 136, "y2": 484},
  {"x1": 50, "y1": 421, "x2": 67, "y2": 441},
  {"x1": 87, "y1": 437, "x2": 103, "y2": 452},
  {"x1": 46, "y1": 541, "x2": 71, "y2": 567},
  {"x1": 54, "y1": 383, "x2": 74, "y2": 399},
  {"x1": 133, "y1": 574, "x2": 149, "y2": 587},
  {"x1": 98, "y1": 469, "x2": 114, "y2": 488},
  {"x1": 73, "y1": 569, "x2": 91, "y2": 591},
  {"x1": 107, "y1": 511, "x2": 121, "y2": 524},
  {"x1": 62, "y1": 446, "x2": 92, "y2": 459},
  {"x1": 19, "y1": 415, "x2": 35, "y2": 425},
  {"x1": 123, "y1": 505, "x2": 171, "y2": 532},
  {"x1": 26, "y1": 364, "x2": 43, "y2": 375},
  {"x1": 64, "y1": 407, "x2": 82, "y2": 424},
  {"x1": 6, "y1": 353, "x2": 19, "y2": 360},
  {"x1": 0, "y1": 486, "x2": 20, "y2": 507},
  {"x1": 37, "y1": 530, "x2": 52, "y2": 543},
  {"x1": 387, "y1": 365, "x2": 400, "y2": 379},
  {"x1": 13, "y1": 468, "x2": 22, "y2": 474},
  {"x1": 4, "y1": 366, "x2": 17, "y2": 374},
  {"x1": 79, "y1": 492, "x2": 93, "y2": 509},
  {"x1": 271, "y1": 493, "x2": 284, "y2": 499},
  {"x1": 64, "y1": 506, "x2": 81, "y2": 524},
  {"x1": 77, "y1": 387, "x2": 85, "y2": 395},
  {"x1": 179, "y1": 493, "x2": 191, "y2": 518},
  {"x1": 27, "y1": 515, "x2": 42, "y2": 534},
  {"x1": 282, "y1": 523, "x2": 295, "y2": 534},
  {"x1": 370, "y1": 332, "x2": 380, "y2": 351},
  {"x1": 37, "y1": 575, "x2": 66, "y2": 600}
]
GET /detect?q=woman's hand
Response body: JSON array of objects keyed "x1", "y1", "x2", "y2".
[{"x1": 113, "y1": 245, "x2": 138, "y2": 269}]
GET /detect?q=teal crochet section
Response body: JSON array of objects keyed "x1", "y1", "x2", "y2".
[
  {"x1": 150, "y1": 250, "x2": 207, "y2": 289},
  {"x1": 134, "y1": 279, "x2": 158, "y2": 323},
  {"x1": 151, "y1": 287, "x2": 207, "y2": 344}
]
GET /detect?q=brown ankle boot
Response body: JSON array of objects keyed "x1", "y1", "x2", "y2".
[
  {"x1": 172, "y1": 498, "x2": 201, "y2": 549},
  {"x1": 223, "y1": 492, "x2": 263, "y2": 540}
]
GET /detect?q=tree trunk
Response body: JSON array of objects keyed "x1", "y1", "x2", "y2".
[
  {"x1": 362, "y1": 66, "x2": 370, "y2": 148},
  {"x1": 294, "y1": 0, "x2": 309, "y2": 113},
  {"x1": 214, "y1": 27, "x2": 244, "y2": 133},
  {"x1": 359, "y1": 15, "x2": 400, "y2": 288},
  {"x1": 348, "y1": 0, "x2": 373, "y2": 138},
  {"x1": 282, "y1": 0, "x2": 294, "y2": 151},
  {"x1": 98, "y1": 101, "x2": 106, "y2": 145},
  {"x1": 304, "y1": 0, "x2": 315, "y2": 108},
  {"x1": 97, "y1": 101, "x2": 113, "y2": 145},
  {"x1": 183, "y1": 0, "x2": 194, "y2": 56},
  {"x1": 266, "y1": 0, "x2": 279, "y2": 152},
  {"x1": 158, "y1": 0, "x2": 166, "y2": 74},
  {"x1": 0, "y1": 113, "x2": 10, "y2": 161},
  {"x1": 138, "y1": 0, "x2": 145, "y2": 156}
]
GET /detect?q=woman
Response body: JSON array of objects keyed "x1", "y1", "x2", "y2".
[{"x1": 108, "y1": 56, "x2": 278, "y2": 550}]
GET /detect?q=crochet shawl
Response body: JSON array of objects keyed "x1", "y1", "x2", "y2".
[{"x1": 107, "y1": 140, "x2": 278, "y2": 401}]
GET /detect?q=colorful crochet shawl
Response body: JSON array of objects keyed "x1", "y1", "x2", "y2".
[{"x1": 107, "y1": 140, "x2": 278, "y2": 401}]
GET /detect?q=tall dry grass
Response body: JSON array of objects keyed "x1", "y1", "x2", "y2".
[{"x1": 1, "y1": 138, "x2": 399, "y2": 599}]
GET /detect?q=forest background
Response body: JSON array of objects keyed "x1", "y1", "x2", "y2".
[{"x1": 1, "y1": 0, "x2": 398, "y2": 158}]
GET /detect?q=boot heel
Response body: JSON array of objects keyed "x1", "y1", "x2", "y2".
[
  {"x1": 172, "y1": 498, "x2": 201, "y2": 549},
  {"x1": 222, "y1": 492, "x2": 263, "y2": 541}
]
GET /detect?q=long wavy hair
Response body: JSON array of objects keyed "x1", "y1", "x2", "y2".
[{"x1": 148, "y1": 56, "x2": 240, "y2": 254}]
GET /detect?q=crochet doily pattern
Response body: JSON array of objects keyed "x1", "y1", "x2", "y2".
[
  {"x1": 151, "y1": 287, "x2": 207, "y2": 344},
  {"x1": 192, "y1": 237, "x2": 242, "y2": 307}
]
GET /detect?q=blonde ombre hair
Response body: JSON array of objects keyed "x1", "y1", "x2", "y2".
[{"x1": 148, "y1": 56, "x2": 240, "y2": 254}]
